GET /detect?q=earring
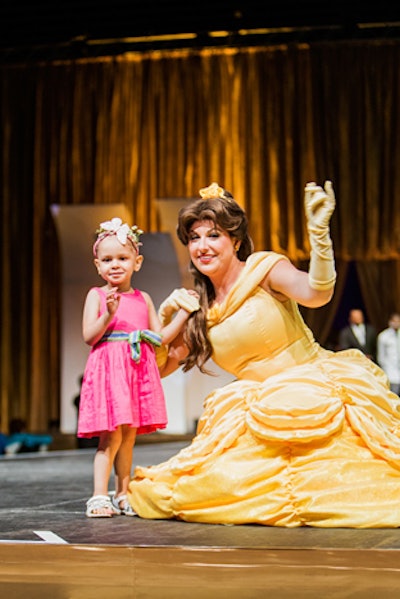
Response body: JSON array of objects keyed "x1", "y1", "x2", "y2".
[{"x1": 234, "y1": 241, "x2": 240, "y2": 252}]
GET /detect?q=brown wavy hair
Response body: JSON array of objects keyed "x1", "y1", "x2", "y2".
[{"x1": 177, "y1": 189, "x2": 254, "y2": 372}]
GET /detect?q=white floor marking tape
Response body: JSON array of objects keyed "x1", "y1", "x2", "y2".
[{"x1": 33, "y1": 530, "x2": 68, "y2": 544}]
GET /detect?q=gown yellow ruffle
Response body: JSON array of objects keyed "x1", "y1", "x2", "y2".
[{"x1": 128, "y1": 251, "x2": 400, "y2": 527}]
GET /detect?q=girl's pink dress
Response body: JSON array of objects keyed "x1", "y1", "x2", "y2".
[{"x1": 77, "y1": 288, "x2": 167, "y2": 438}]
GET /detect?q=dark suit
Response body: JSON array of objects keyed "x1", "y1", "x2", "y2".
[{"x1": 338, "y1": 324, "x2": 377, "y2": 361}]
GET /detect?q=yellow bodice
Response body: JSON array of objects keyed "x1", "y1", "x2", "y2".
[{"x1": 207, "y1": 251, "x2": 324, "y2": 381}]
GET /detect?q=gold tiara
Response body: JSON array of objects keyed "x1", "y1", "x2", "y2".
[{"x1": 199, "y1": 182, "x2": 226, "y2": 200}]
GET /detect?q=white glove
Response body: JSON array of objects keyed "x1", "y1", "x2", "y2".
[
  {"x1": 304, "y1": 180, "x2": 336, "y2": 291},
  {"x1": 158, "y1": 288, "x2": 200, "y2": 325}
]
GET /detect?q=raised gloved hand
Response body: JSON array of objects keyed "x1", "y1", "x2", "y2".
[
  {"x1": 158, "y1": 288, "x2": 200, "y2": 325},
  {"x1": 304, "y1": 180, "x2": 336, "y2": 291}
]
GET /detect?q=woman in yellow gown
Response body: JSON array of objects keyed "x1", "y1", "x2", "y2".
[{"x1": 128, "y1": 181, "x2": 400, "y2": 527}]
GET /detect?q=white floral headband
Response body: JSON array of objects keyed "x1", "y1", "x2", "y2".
[{"x1": 93, "y1": 217, "x2": 143, "y2": 256}]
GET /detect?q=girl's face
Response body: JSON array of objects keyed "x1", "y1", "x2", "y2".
[
  {"x1": 94, "y1": 235, "x2": 143, "y2": 291},
  {"x1": 187, "y1": 219, "x2": 237, "y2": 278}
]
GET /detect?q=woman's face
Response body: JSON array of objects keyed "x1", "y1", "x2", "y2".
[{"x1": 187, "y1": 219, "x2": 237, "y2": 278}]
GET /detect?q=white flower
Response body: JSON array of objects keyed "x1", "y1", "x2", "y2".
[
  {"x1": 96, "y1": 218, "x2": 144, "y2": 253},
  {"x1": 99, "y1": 218, "x2": 131, "y2": 245}
]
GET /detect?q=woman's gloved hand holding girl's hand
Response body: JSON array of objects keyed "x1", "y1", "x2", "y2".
[{"x1": 158, "y1": 288, "x2": 200, "y2": 325}]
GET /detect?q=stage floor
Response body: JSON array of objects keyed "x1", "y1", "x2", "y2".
[{"x1": 1, "y1": 439, "x2": 400, "y2": 598}]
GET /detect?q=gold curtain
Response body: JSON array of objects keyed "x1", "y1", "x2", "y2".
[{"x1": 1, "y1": 39, "x2": 400, "y2": 432}]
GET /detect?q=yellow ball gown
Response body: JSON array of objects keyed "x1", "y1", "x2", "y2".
[{"x1": 128, "y1": 252, "x2": 400, "y2": 527}]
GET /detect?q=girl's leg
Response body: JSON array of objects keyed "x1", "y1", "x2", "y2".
[
  {"x1": 113, "y1": 425, "x2": 137, "y2": 505},
  {"x1": 91, "y1": 428, "x2": 122, "y2": 515}
]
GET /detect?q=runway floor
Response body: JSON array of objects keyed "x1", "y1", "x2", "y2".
[{"x1": 1, "y1": 437, "x2": 400, "y2": 598}]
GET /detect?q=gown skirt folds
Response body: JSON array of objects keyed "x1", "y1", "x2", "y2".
[
  {"x1": 128, "y1": 252, "x2": 400, "y2": 527},
  {"x1": 78, "y1": 288, "x2": 167, "y2": 438}
]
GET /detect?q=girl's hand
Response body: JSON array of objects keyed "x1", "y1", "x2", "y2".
[
  {"x1": 105, "y1": 287, "x2": 120, "y2": 315},
  {"x1": 186, "y1": 289, "x2": 200, "y2": 299}
]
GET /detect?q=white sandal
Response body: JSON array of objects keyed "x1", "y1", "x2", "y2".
[
  {"x1": 86, "y1": 494, "x2": 118, "y2": 518},
  {"x1": 111, "y1": 493, "x2": 136, "y2": 516}
]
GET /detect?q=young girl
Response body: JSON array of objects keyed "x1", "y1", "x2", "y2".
[{"x1": 78, "y1": 217, "x2": 199, "y2": 518}]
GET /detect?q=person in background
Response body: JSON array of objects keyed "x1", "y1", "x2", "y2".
[
  {"x1": 79, "y1": 217, "x2": 199, "y2": 518},
  {"x1": 377, "y1": 312, "x2": 400, "y2": 395},
  {"x1": 128, "y1": 180, "x2": 400, "y2": 528},
  {"x1": 337, "y1": 308, "x2": 377, "y2": 361}
]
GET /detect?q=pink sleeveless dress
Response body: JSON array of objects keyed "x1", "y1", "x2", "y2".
[{"x1": 78, "y1": 288, "x2": 167, "y2": 438}]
